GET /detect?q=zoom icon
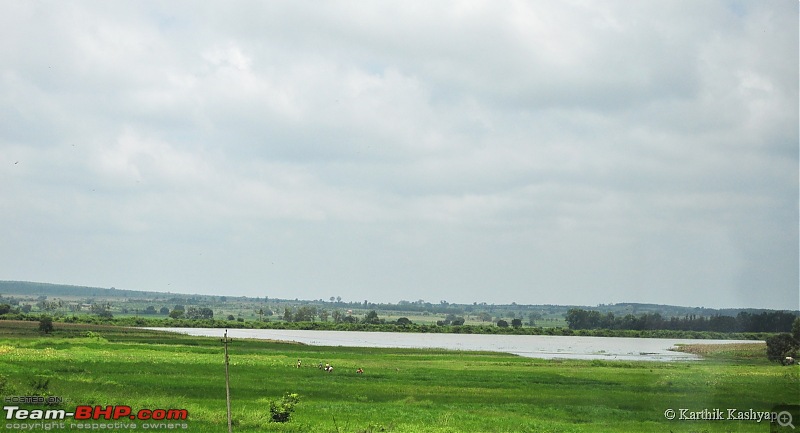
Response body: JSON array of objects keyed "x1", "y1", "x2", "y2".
[{"x1": 772, "y1": 405, "x2": 800, "y2": 431}]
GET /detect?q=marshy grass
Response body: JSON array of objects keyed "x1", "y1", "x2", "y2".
[
  {"x1": 673, "y1": 342, "x2": 767, "y2": 359},
  {"x1": 0, "y1": 320, "x2": 796, "y2": 432}
]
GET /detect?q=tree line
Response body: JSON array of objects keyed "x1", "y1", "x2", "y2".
[{"x1": 565, "y1": 308, "x2": 797, "y2": 333}]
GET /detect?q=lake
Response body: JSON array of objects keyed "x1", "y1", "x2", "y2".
[{"x1": 146, "y1": 327, "x2": 758, "y2": 361}]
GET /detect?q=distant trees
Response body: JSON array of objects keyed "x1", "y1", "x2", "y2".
[
  {"x1": 159, "y1": 307, "x2": 170, "y2": 315},
  {"x1": 0, "y1": 304, "x2": 10, "y2": 315},
  {"x1": 496, "y1": 320, "x2": 509, "y2": 328},
  {"x1": 477, "y1": 312, "x2": 493, "y2": 322},
  {"x1": 565, "y1": 308, "x2": 797, "y2": 333},
  {"x1": 362, "y1": 310, "x2": 383, "y2": 325},
  {"x1": 185, "y1": 307, "x2": 214, "y2": 320},
  {"x1": 437, "y1": 314, "x2": 465, "y2": 326},
  {"x1": 283, "y1": 306, "x2": 318, "y2": 322},
  {"x1": 794, "y1": 317, "x2": 800, "y2": 342},
  {"x1": 511, "y1": 318, "x2": 523, "y2": 329}
]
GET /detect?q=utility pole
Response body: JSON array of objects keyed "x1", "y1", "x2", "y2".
[{"x1": 222, "y1": 329, "x2": 232, "y2": 433}]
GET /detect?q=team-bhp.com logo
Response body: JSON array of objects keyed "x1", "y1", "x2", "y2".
[{"x1": 5, "y1": 405, "x2": 188, "y2": 424}]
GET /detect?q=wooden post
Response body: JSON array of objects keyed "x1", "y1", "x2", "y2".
[{"x1": 222, "y1": 329, "x2": 232, "y2": 433}]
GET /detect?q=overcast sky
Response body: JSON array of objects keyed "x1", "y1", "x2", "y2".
[{"x1": 1, "y1": 1, "x2": 797, "y2": 309}]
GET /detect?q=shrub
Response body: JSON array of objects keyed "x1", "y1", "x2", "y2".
[{"x1": 269, "y1": 393, "x2": 300, "y2": 423}]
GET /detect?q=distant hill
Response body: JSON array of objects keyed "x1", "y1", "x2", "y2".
[
  {"x1": 0, "y1": 280, "x2": 795, "y2": 317},
  {"x1": 590, "y1": 302, "x2": 790, "y2": 318},
  {"x1": 0, "y1": 280, "x2": 199, "y2": 300}
]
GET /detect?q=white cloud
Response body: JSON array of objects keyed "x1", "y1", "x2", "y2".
[{"x1": 0, "y1": 0, "x2": 796, "y2": 308}]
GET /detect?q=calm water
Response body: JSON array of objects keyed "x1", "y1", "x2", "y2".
[{"x1": 147, "y1": 327, "x2": 757, "y2": 361}]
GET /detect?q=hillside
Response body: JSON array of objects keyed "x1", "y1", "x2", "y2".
[{"x1": 1, "y1": 280, "x2": 795, "y2": 319}]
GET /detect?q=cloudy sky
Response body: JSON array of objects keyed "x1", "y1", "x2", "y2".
[{"x1": 1, "y1": 1, "x2": 797, "y2": 309}]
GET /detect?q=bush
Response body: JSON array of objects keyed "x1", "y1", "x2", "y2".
[{"x1": 269, "y1": 393, "x2": 300, "y2": 423}]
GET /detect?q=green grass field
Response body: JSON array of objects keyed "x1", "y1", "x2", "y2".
[{"x1": 0, "y1": 321, "x2": 797, "y2": 432}]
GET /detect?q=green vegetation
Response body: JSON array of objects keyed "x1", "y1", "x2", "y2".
[
  {"x1": 1, "y1": 321, "x2": 797, "y2": 433},
  {"x1": 269, "y1": 393, "x2": 300, "y2": 423},
  {"x1": 0, "y1": 311, "x2": 776, "y2": 340},
  {"x1": 3, "y1": 280, "x2": 797, "y2": 336},
  {"x1": 37, "y1": 316, "x2": 53, "y2": 334},
  {"x1": 565, "y1": 308, "x2": 797, "y2": 333}
]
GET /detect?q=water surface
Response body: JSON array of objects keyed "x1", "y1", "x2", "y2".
[{"x1": 147, "y1": 327, "x2": 757, "y2": 361}]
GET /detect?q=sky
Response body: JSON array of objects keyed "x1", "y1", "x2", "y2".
[{"x1": 0, "y1": 1, "x2": 797, "y2": 309}]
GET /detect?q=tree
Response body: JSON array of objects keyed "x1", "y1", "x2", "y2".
[
  {"x1": 362, "y1": 310, "x2": 382, "y2": 325},
  {"x1": 185, "y1": 307, "x2": 213, "y2": 320},
  {"x1": 21, "y1": 304, "x2": 32, "y2": 314},
  {"x1": 144, "y1": 306, "x2": 157, "y2": 314},
  {"x1": 511, "y1": 318, "x2": 523, "y2": 328},
  {"x1": 766, "y1": 333, "x2": 798, "y2": 363},
  {"x1": 0, "y1": 304, "x2": 10, "y2": 315},
  {"x1": 293, "y1": 306, "x2": 317, "y2": 322},
  {"x1": 39, "y1": 316, "x2": 54, "y2": 334},
  {"x1": 477, "y1": 312, "x2": 492, "y2": 322},
  {"x1": 792, "y1": 317, "x2": 800, "y2": 343},
  {"x1": 159, "y1": 307, "x2": 170, "y2": 315},
  {"x1": 169, "y1": 309, "x2": 184, "y2": 319},
  {"x1": 496, "y1": 320, "x2": 509, "y2": 328},
  {"x1": 396, "y1": 317, "x2": 412, "y2": 326},
  {"x1": 708, "y1": 315, "x2": 737, "y2": 332}
]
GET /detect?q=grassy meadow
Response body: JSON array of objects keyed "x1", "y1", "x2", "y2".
[{"x1": 0, "y1": 321, "x2": 797, "y2": 433}]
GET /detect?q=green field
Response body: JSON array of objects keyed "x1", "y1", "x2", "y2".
[{"x1": 1, "y1": 321, "x2": 797, "y2": 433}]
